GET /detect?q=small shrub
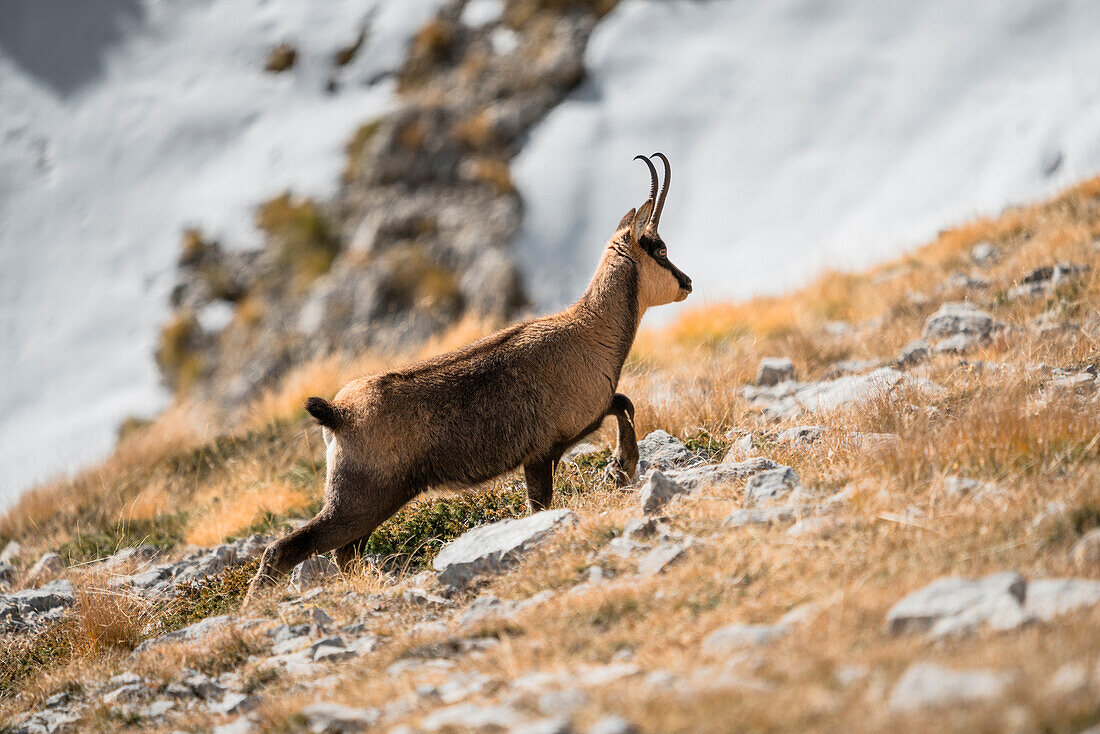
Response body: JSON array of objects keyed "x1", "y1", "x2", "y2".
[
  {"x1": 683, "y1": 428, "x2": 730, "y2": 463},
  {"x1": 333, "y1": 29, "x2": 365, "y2": 67},
  {"x1": 178, "y1": 228, "x2": 209, "y2": 266},
  {"x1": 380, "y1": 245, "x2": 463, "y2": 313},
  {"x1": 343, "y1": 120, "x2": 381, "y2": 182},
  {"x1": 0, "y1": 621, "x2": 76, "y2": 698},
  {"x1": 365, "y1": 487, "x2": 527, "y2": 571},
  {"x1": 150, "y1": 560, "x2": 259, "y2": 635},
  {"x1": 399, "y1": 18, "x2": 455, "y2": 90},
  {"x1": 466, "y1": 157, "x2": 515, "y2": 194},
  {"x1": 156, "y1": 311, "x2": 203, "y2": 392},
  {"x1": 452, "y1": 110, "x2": 498, "y2": 151},
  {"x1": 264, "y1": 43, "x2": 297, "y2": 73},
  {"x1": 255, "y1": 193, "x2": 339, "y2": 290}
]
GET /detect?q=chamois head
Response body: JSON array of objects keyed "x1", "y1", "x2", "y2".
[{"x1": 615, "y1": 153, "x2": 692, "y2": 308}]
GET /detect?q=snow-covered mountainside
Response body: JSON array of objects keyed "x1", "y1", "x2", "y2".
[
  {"x1": 0, "y1": 0, "x2": 442, "y2": 505},
  {"x1": 514, "y1": 0, "x2": 1100, "y2": 312}
]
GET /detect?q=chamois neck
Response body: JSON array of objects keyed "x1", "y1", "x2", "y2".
[{"x1": 569, "y1": 246, "x2": 641, "y2": 378}]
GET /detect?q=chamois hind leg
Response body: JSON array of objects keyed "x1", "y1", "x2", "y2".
[
  {"x1": 606, "y1": 393, "x2": 638, "y2": 486},
  {"x1": 524, "y1": 457, "x2": 556, "y2": 512}
]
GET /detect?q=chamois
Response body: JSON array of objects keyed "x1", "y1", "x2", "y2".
[{"x1": 244, "y1": 153, "x2": 692, "y2": 603}]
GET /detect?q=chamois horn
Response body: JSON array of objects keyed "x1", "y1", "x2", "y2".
[
  {"x1": 633, "y1": 154, "x2": 659, "y2": 209},
  {"x1": 649, "y1": 152, "x2": 671, "y2": 231}
]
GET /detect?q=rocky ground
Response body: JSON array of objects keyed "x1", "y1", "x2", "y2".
[{"x1": 3, "y1": 180, "x2": 1100, "y2": 732}]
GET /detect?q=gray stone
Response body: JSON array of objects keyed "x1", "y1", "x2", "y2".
[
  {"x1": 776, "y1": 425, "x2": 826, "y2": 445},
  {"x1": 1050, "y1": 371, "x2": 1097, "y2": 391},
  {"x1": 97, "y1": 545, "x2": 159, "y2": 570},
  {"x1": 638, "y1": 471, "x2": 688, "y2": 515},
  {"x1": 888, "y1": 663, "x2": 1010, "y2": 712},
  {"x1": 182, "y1": 672, "x2": 225, "y2": 700},
  {"x1": 0, "y1": 540, "x2": 24, "y2": 564},
  {"x1": 402, "y1": 588, "x2": 449, "y2": 607},
  {"x1": 103, "y1": 682, "x2": 147, "y2": 704},
  {"x1": 459, "y1": 595, "x2": 512, "y2": 627},
  {"x1": 703, "y1": 624, "x2": 788, "y2": 654},
  {"x1": 1046, "y1": 661, "x2": 1090, "y2": 697},
  {"x1": 941, "y1": 272, "x2": 989, "y2": 291},
  {"x1": 312, "y1": 637, "x2": 355, "y2": 662},
  {"x1": 290, "y1": 556, "x2": 340, "y2": 589},
  {"x1": 420, "y1": 703, "x2": 528, "y2": 731},
  {"x1": 635, "y1": 430, "x2": 695, "y2": 475},
  {"x1": 143, "y1": 699, "x2": 176, "y2": 718},
  {"x1": 538, "y1": 689, "x2": 589, "y2": 716},
  {"x1": 923, "y1": 302, "x2": 995, "y2": 339},
  {"x1": 622, "y1": 516, "x2": 671, "y2": 541},
  {"x1": 586, "y1": 715, "x2": 638, "y2": 734},
  {"x1": 434, "y1": 509, "x2": 578, "y2": 588},
  {"x1": 897, "y1": 340, "x2": 930, "y2": 367},
  {"x1": 637, "y1": 543, "x2": 686, "y2": 577},
  {"x1": 1022, "y1": 578, "x2": 1100, "y2": 621},
  {"x1": 934, "y1": 333, "x2": 978, "y2": 354},
  {"x1": 756, "y1": 357, "x2": 794, "y2": 386},
  {"x1": 667, "y1": 458, "x2": 778, "y2": 490},
  {"x1": 971, "y1": 241, "x2": 997, "y2": 265},
  {"x1": 1071, "y1": 529, "x2": 1100, "y2": 568},
  {"x1": 786, "y1": 516, "x2": 842, "y2": 538},
  {"x1": 10, "y1": 579, "x2": 75, "y2": 614},
  {"x1": 301, "y1": 702, "x2": 378, "y2": 732},
  {"x1": 604, "y1": 537, "x2": 646, "y2": 559},
  {"x1": 886, "y1": 572, "x2": 1027, "y2": 637},
  {"x1": 743, "y1": 467, "x2": 801, "y2": 507},
  {"x1": 26, "y1": 552, "x2": 64, "y2": 584},
  {"x1": 305, "y1": 607, "x2": 335, "y2": 626},
  {"x1": 106, "y1": 671, "x2": 144, "y2": 690},
  {"x1": 724, "y1": 506, "x2": 800, "y2": 527},
  {"x1": 213, "y1": 717, "x2": 257, "y2": 734},
  {"x1": 133, "y1": 614, "x2": 237, "y2": 654},
  {"x1": 211, "y1": 692, "x2": 260, "y2": 715},
  {"x1": 744, "y1": 368, "x2": 932, "y2": 421},
  {"x1": 825, "y1": 359, "x2": 881, "y2": 378}
]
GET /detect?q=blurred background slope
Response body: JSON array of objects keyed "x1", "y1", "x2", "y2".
[{"x1": 2, "y1": 0, "x2": 1100, "y2": 508}]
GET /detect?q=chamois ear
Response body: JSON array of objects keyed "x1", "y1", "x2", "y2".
[
  {"x1": 631, "y1": 200, "x2": 653, "y2": 242},
  {"x1": 305, "y1": 397, "x2": 343, "y2": 430},
  {"x1": 615, "y1": 208, "x2": 636, "y2": 234}
]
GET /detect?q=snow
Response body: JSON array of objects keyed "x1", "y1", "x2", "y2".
[
  {"x1": 0, "y1": 0, "x2": 442, "y2": 507},
  {"x1": 513, "y1": 0, "x2": 1100, "y2": 316}
]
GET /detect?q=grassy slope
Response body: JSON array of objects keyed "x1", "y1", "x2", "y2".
[{"x1": 2, "y1": 178, "x2": 1100, "y2": 731}]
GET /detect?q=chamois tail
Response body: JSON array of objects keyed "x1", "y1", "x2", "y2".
[{"x1": 305, "y1": 397, "x2": 344, "y2": 430}]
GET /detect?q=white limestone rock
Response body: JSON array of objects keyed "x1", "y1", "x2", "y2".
[{"x1": 434, "y1": 509, "x2": 577, "y2": 588}]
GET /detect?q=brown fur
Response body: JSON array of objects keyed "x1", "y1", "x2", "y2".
[{"x1": 244, "y1": 156, "x2": 691, "y2": 603}]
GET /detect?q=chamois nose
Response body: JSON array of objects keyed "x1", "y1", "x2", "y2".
[{"x1": 681, "y1": 276, "x2": 692, "y2": 293}]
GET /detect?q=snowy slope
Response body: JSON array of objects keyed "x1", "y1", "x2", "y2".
[
  {"x1": 0, "y1": 0, "x2": 442, "y2": 507},
  {"x1": 513, "y1": 0, "x2": 1100, "y2": 314}
]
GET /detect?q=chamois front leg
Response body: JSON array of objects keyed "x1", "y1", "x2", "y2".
[
  {"x1": 523, "y1": 457, "x2": 556, "y2": 512},
  {"x1": 606, "y1": 393, "x2": 638, "y2": 487}
]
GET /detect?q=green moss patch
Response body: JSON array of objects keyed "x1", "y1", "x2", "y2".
[
  {"x1": 149, "y1": 560, "x2": 259, "y2": 636},
  {"x1": 57, "y1": 513, "x2": 188, "y2": 565},
  {"x1": 366, "y1": 487, "x2": 527, "y2": 572}
]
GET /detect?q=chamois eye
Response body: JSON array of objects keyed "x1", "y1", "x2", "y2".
[{"x1": 656, "y1": 247, "x2": 666, "y2": 258}]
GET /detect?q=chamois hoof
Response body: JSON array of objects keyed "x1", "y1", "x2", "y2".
[{"x1": 605, "y1": 459, "x2": 634, "y2": 488}]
